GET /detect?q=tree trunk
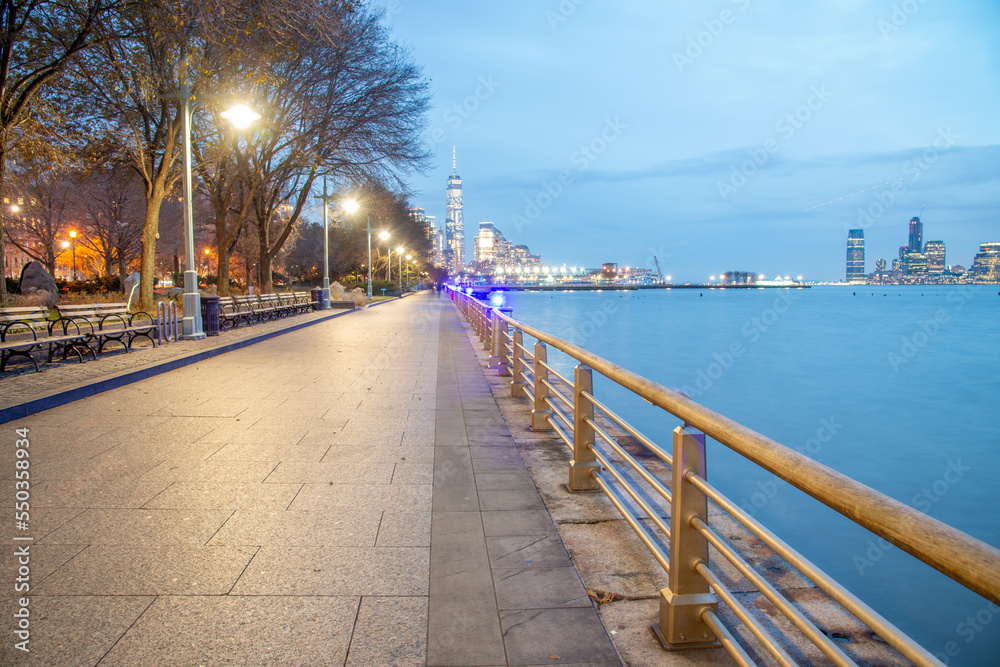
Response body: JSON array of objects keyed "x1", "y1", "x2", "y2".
[
  {"x1": 214, "y1": 211, "x2": 231, "y2": 296},
  {"x1": 257, "y1": 230, "x2": 272, "y2": 293},
  {"x1": 138, "y1": 189, "x2": 166, "y2": 311},
  {"x1": 0, "y1": 146, "x2": 7, "y2": 304}
]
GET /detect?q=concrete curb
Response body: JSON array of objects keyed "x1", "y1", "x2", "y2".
[{"x1": 0, "y1": 307, "x2": 358, "y2": 424}]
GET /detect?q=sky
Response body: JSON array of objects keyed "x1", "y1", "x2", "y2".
[{"x1": 371, "y1": 0, "x2": 1000, "y2": 282}]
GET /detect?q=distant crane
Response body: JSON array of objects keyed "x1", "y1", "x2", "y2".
[{"x1": 653, "y1": 256, "x2": 664, "y2": 284}]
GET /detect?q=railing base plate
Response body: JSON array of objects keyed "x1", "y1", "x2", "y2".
[{"x1": 652, "y1": 624, "x2": 721, "y2": 651}]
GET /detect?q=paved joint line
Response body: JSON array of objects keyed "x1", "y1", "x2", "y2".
[
  {"x1": 205, "y1": 509, "x2": 239, "y2": 546},
  {"x1": 225, "y1": 545, "x2": 262, "y2": 596}
]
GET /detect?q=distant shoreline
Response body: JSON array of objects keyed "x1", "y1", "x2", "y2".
[{"x1": 465, "y1": 283, "x2": 811, "y2": 292}]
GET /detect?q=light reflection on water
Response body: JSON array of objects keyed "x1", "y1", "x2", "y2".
[{"x1": 498, "y1": 285, "x2": 999, "y2": 665}]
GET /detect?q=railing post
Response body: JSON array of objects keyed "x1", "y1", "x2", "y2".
[
  {"x1": 489, "y1": 310, "x2": 501, "y2": 366},
  {"x1": 511, "y1": 329, "x2": 527, "y2": 397},
  {"x1": 482, "y1": 305, "x2": 490, "y2": 350},
  {"x1": 497, "y1": 313, "x2": 512, "y2": 376},
  {"x1": 569, "y1": 365, "x2": 600, "y2": 491},
  {"x1": 656, "y1": 426, "x2": 719, "y2": 649},
  {"x1": 531, "y1": 342, "x2": 552, "y2": 431}
]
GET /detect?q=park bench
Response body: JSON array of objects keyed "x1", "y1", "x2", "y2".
[
  {"x1": 284, "y1": 291, "x2": 313, "y2": 314},
  {"x1": 0, "y1": 306, "x2": 95, "y2": 372},
  {"x1": 217, "y1": 296, "x2": 254, "y2": 329},
  {"x1": 55, "y1": 302, "x2": 157, "y2": 354}
]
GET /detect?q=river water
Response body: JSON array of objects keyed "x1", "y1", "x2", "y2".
[{"x1": 494, "y1": 285, "x2": 999, "y2": 665}]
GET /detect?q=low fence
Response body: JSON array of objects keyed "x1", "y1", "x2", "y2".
[{"x1": 449, "y1": 286, "x2": 1000, "y2": 665}]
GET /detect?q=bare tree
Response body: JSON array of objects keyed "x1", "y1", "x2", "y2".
[
  {"x1": 0, "y1": 0, "x2": 115, "y2": 302},
  {"x1": 75, "y1": 159, "x2": 144, "y2": 283},
  {"x1": 239, "y1": 6, "x2": 430, "y2": 292}
]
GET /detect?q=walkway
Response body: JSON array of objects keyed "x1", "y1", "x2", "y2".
[{"x1": 1, "y1": 292, "x2": 620, "y2": 666}]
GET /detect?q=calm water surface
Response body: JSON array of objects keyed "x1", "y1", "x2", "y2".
[{"x1": 496, "y1": 285, "x2": 999, "y2": 665}]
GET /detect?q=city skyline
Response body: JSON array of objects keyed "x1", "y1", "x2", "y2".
[{"x1": 377, "y1": 1, "x2": 999, "y2": 282}]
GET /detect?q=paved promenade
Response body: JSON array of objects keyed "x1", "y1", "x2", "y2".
[{"x1": 0, "y1": 292, "x2": 620, "y2": 666}]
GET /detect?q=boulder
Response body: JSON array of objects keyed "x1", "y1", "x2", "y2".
[
  {"x1": 19, "y1": 261, "x2": 58, "y2": 305},
  {"x1": 123, "y1": 272, "x2": 140, "y2": 297}
]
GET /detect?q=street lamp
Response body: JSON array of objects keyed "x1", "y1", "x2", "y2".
[
  {"x1": 396, "y1": 246, "x2": 404, "y2": 292},
  {"x1": 315, "y1": 178, "x2": 336, "y2": 309},
  {"x1": 177, "y1": 63, "x2": 259, "y2": 339},
  {"x1": 342, "y1": 199, "x2": 374, "y2": 301},
  {"x1": 68, "y1": 230, "x2": 78, "y2": 281},
  {"x1": 379, "y1": 230, "x2": 391, "y2": 280}
]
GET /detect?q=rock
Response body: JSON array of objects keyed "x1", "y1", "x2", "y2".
[
  {"x1": 124, "y1": 272, "x2": 140, "y2": 297},
  {"x1": 19, "y1": 261, "x2": 58, "y2": 305}
]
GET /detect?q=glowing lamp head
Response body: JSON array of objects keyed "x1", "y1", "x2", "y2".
[
  {"x1": 69, "y1": 230, "x2": 77, "y2": 239},
  {"x1": 379, "y1": 231, "x2": 390, "y2": 241},
  {"x1": 342, "y1": 199, "x2": 360, "y2": 214},
  {"x1": 490, "y1": 292, "x2": 505, "y2": 307},
  {"x1": 220, "y1": 104, "x2": 261, "y2": 130}
]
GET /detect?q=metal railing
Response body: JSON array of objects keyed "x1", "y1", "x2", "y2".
[{"x1": 449, "y1": 286, "x2": 1000, "y2": 665}]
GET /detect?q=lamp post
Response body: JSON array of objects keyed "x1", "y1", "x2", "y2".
[
  {"x1": 315, "y1": 178, "x2": 336, "y2": 309},
  {"x1": 177, "y1": 59, "x2": 259, "y2": 339},
  {"x1": 405, "y1": 254, "x2": 412, "y2": 290},
  {"x1": 379, "y1": 231, "x2": 391, "y2": 281},
  {"x1": 342, "y1": 199, "x2": 373, "y2": 301},
  {"x1": 68, "y1": 230, "x2": 78, "y2": 281},
  {"x1": 396, "y1": 246, "x2": 404, "y2": 292}
]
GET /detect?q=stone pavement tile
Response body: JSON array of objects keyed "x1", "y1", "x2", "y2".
[
  {"x1": 206, "y1": 442, "x2": 329, "y2": 462},
  {"x1": 377, "y1": 509, "x2": 431, "y2": 547},
  {"x1": 483, "y1": 510, "x2": 559, "y2": 537},
  {"x1": 318, "y1": 445, "x2": 414, "y2": 465},
  {"x1": 195, "y1": 423, "x2": 310, "y2": 445},
  {"x1": 35, "y1": 544, "x2": 257, "y2": 595},
  {"x1": 299, "y1": 426, "x2": 404, "y2": 448},
  {"x1": 401, "y1": 430, "x2": 436, "y2": 448},
  {"x1": 141, "y1": 482, "x2": 301, "y2": 510},
  {"x1": 102, "y1": 416, "x2": 223, "y2": 447},
  {"x1": 494, "y1": 567, "x2": 592, "y2": 610},
  {"x1": 99, "y1": 595, "x2": 359, "y2": 666},
  {"x1": 37, "y1": 508, "x2": 232, "y2": 545},
  {"x1": 264, "y1": 460, "x2": 395, "y2": 485},
  {"x1": 500, "y1": 608, "x2": 620, "y2": 665},
  {"x1": 486, "y1": 535, "x2": 574, "y2": 569},
  {"x1": 392, "y1": 461, "x2": 433, "y2": 485},
  {"x1": 427, "y1": 511, "x2": 506, "y2": 667},
  {"x1": 231, "y1": 546, "x2": 429, "y2": 596},
  {"x1": 140, "y1": 459, "x2": 279, "y2": 484},
  {"x1": 6, "y1": 477, "x2": 172, "y2": 509},
  {"x1": 0, "y1": 595, "x2": 153, "y2": 666},
  {"x1": 432, "y1": 446, "x2": 478, "y2": 512},
  {"x1": 346, "y1": 596, "x2": 428, "y2": 667},
  {"x1": 479, "y1": 489, "x2": 547, "y2": 512},
  {"x1": 210, "y1": 509, "x2": 381, "y2": 547},
  {"x1": 474, "y1": 471, "x2": 537, "y2": 492},
  {"x1": 287, "y1": 483, "x2": 431, "y2": 512},
  {"x1": 470, "y1": 445, "x2": 524, "y2": 463},
  {"x1": 0, "y1": 544, "x2": 86, "y2": 585},
  {"x1": 473, "y1": 456, "x2": 530, "y2": 473}
]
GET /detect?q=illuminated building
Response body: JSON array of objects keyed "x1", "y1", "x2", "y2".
[
  {"x1": 846, "y1": 229, "x2": 865, "y2": 283},
  {"x1": 970, "y1": 242, "x2": 1000, "y2": 282},
  {"x1": 908, "y1": 216, "x2": 923, "y2": 253},
  {"x1": 445, "y1": 148, "x2": 464, "y2": 273},
  {"x1": 924, "y1": 240, "x2": 945, "y2": 274}
]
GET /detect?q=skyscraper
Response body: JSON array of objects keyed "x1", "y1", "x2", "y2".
[
  {"x1": 924, "y1": 240, "x2": 946, "y2": 274},
  {"x1": 445, "y1": 148, "x2": 464, "y2": 274},
  {"x1": 908, "y1": 216, "x2": 923, "y2": 253},
  {"x1": 846, "y1": 229, "x2": 865, "y2": 283}
]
